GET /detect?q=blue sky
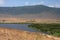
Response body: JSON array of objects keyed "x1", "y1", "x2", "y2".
[{"x1": 0, "y1": 0, "x2": 60, "y2": 7}]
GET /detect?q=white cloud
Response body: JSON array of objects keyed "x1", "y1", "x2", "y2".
[
  {"x1": 48, "y1": 4, "x2": 60, "y2": 8},
  {"x1": 48, "y1": 5, "x2": 55, "y2": 7},
  {"x1": 0, "y1": 0, "x2": 4, "y2": 5},
  {"x1": 55, "y1": 4, "x2": 60, "y2": 8},
  {"x1": 39, "y1": 1, "x2": 44, "y2": 5},
  {"x1": 25, "y1": 2, "x2": 29, "y2": 5},
  {"x1": 24, "y1": 1, "x2": 45, "y2": 6},
  {"x1": 33, "y1": 1, "x2": 45, "y2": 5}
]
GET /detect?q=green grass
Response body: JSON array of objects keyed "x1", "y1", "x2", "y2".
[{"x1": 28, "y1": 23, "x2": 60, "y2": 37}]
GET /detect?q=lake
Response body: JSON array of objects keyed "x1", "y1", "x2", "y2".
[{"x1": 0, "y1": 24, "x2": 38, "y2": 32}]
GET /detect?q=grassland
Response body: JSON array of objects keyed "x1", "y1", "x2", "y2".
[
  {"x1": 0, "y1": 28, "x2": 60, "y2": 40},
  {"x1": 28, "y1": 23, "x2": 60, "y2": 37}
]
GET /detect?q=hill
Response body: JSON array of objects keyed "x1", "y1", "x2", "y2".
[
  {"x1": 0, "y1": 5, "x2": 60, "y2": 23},
  {"x1": 0, "y1": 5, "x2": 60, "y2": 18}
]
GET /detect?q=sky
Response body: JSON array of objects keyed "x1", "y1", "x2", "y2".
[{"x1": 0, "y1": 0, "x2": 60, "y2": 8}]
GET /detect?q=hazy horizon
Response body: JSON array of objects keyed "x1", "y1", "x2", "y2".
[{"x1": 0, "y1": 0, "x2": 60, "y2": 8}]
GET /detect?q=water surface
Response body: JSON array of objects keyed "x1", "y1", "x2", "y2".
[{"x1": 0, "y1": 24, "x2": 38, "y2": 32}]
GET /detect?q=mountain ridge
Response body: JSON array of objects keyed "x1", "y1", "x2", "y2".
[{"x1": 0, "y1": 5, "x2": 60, "y2": 20}]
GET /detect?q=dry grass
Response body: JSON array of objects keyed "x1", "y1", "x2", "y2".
[{"x1": 0, "y1": 28, "x2": 60, "y2": 40}]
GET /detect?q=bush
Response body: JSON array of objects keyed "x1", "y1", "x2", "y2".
[{"x1": 28, "y1": 23, "x2": 60, "y2": 37}]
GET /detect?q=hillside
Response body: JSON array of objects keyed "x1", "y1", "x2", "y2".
[
  {"x1": 0, "y1": 5, "x2": 60, "y2": 18},
  {"x1": 0, "y1": 28, "x2": 60, "y2": 40},
  {"x1": 0, "y1": 5, "x2": 60, "y2": 23}
]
